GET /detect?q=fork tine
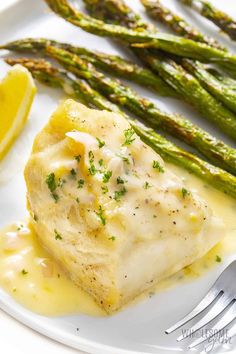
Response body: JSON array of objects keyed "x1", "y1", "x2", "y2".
[
  {"x1": 166, "y1": 261, "x2": 236, "y2": 335},
  {"x1": 165, "y1": 288, "x2": 221, "y2": 334},
  {"x1": 177, "y1": 294, "x2": 233, "y2": 341},
  {"x1": 188, "y1": 301, "x2": 236, "y2": 349}
]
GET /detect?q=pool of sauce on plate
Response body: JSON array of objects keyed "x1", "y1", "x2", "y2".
[
  {"x1": 0, "y1": 221, "x2": 104, "y2": 317},
  {"x1": 0, "y1": 164, "x2": 235, "y2": 316},
  {"x1": 153, "y1": 164, "x2": 236, "y2": 292}
]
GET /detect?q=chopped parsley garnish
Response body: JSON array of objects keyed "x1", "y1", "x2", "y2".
[
  {"x1": 77, "y1": 179, "x2": 85, "y2": 189},
  {"x1": 152, "y1": 160, "x2": 165, "y2": 173},
  {"x1": 117, "y1": 176, "x2": 125, "y2": 185},
  {"x1": 114, "y1": 187, "x2": 127, "y2": 201},
  {"x1": 70, "y1": 168, "x2": 77, "y2": 179},
  {"x1": 103, "y1": 170, "x2": 112, "y2": 183},
  {"x1": 99, "y1": 159, "x2": 104, "y2": 167},
  {"x1": 88, "y1": 150, "x2": 97, "y2": 176},
  {"x1": 46, "y1": 173, "x2": 59, "y2": 202},
  {"x1": 76, "y1": 197, "x2": 80, "y2": 204},
  {"x1": 122, "y1": 128, "x2": 136, "y2": 146},
  {"x1": 21, "y1": 269, "x2": 28, "y2": 275},
  {"x1": 46, "y1": 173, "x2": 57, "y2": 193},
  {"x1": 96, "y1": 137, "x2": 105, "y2": 148},
  {"x1": 52, "y1": 193, "x2": 59, "y2": 203},
  {"x1": 143, "y1": 181, "x2": 151, "y2": 189},
  {"x1": 216, "y1": 255, "x2": 222, "y2": 263},
  {"x1": 182, "y1": 188, "x2": 190, "y2": 199},
  {"x1": 102, "y1": 186, "x2": 108, "y2": 194},
  {"x1": 89, "y1": 164, "x2": 96, "y2": 175},
  {"x1": 116, "y1": 153, "x2": 130, "y2": 165},
  {"x1": 89, "y1": 151, "x2": 94, "y2": 160},
  {"x1": 75, "y1": 155, "x2": 81, "y2": 163},
  {"x1": 96, "y1": 205, "x2": 106, "y2": 225},
  {"x1": 109, "y1": 236, "x2": 116, "y2": 241},
  {"x1": 54, "y1": 229, "x2": 63, "y2": 240}
]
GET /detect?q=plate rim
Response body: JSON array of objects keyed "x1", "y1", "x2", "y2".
[{"x1": 0, "y1": 1, "x2": 236, "y2": 353}]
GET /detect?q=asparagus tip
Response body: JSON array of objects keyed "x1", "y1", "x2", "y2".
[
  {"x1": 4, "y1": 58, "x2": 56, "y2": 74},
  {"x1": 0, "y1": 44, "x2": 7, "y2": 50},
  {"x1": 5, "y1": 58, "x2": 19, "y2": 66}
]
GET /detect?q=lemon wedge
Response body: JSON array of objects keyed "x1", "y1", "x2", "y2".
[{"x1": 0, "y1": 64, "x2": 36, "y2": 160}]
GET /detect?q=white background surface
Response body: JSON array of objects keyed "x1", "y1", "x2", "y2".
[
  {"x1": 0, "y1": 0, "x2": 236, "y2": 354},
  {"x1": 0, "y1": 310, "x2": 82, "y2": 354}
]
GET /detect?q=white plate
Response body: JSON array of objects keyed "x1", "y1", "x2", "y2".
[{"x1": 0, "y1": 0, "x2": 236, "y2": 353}]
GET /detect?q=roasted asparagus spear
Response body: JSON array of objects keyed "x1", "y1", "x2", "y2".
[
  {"x1": 207, "y1": 68, "x2": 236, "y2": 90},
  {"x1": 44, "y1": 45, "x2": 236, "y2": 174},
  {"x1": 141, "y1": 0, "x2": 224, "y2": 50},
  {"x1": 0, "y1": 38, "x2": 177, "y2": 98},
  {"x1": 6, "y1": 57, "x2": 236, "y2": 199},
  {"x1": 135, "y1": 49, "x2": 236, "y2": 137},
  {"x1": 81, "y1": 0, "x2": 236, "y2": 141},
  {"x1": 181, "y1": 0, "x2": 236, "y2": 41},
  {"x1": 140, "y1": 1, "x2": 236, "y2": 77},
  {"x1": 140, "y1": 0, "x2": 236, "y2": 78},
  {"x1": 183, "y1": 59, "x2": 236, "y2": 115},
  {"x1": 82, "y1": 0, "x2": 150, "y2": 30},
  {"x1": 83, "y1": 0, "x2": 236, "y2": 78},
  {"x1": 5, "y1": 38, "x2": 236, "y2": 120},
  {"x1": 83, "y1": 0, "x2": 182, "y2": 94},
  {"x1": 44, "y1": 0, "x2": 236, "y2": 70}
]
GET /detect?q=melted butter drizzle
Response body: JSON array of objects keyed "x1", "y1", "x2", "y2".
[{"x1": 0, "y1": 164, "x2": 235, "y2": 316}]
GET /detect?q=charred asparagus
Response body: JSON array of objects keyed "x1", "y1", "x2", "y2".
[
  {"x1": 183, "y1": 59, "x2": 236, "y2": 114},
  {"x1": 0, "y1": 38, "x2": 177, "y2": 98},
  {"x1": 44, "y1": 0, "x2": 236, "y2": 69},
  {"x1": 81, "y1": 0, "x2": 236, "y2": 139},
  {"x1": 141, "y1": 0, "x2": 224, "y2": 50},
  {"x1": 181, "y1": 0, "x2": 236, "y2": 41}
]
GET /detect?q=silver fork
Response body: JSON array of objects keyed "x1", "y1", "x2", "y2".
[{"x1": 165, "y1": 260, "x2": 236, "y2": 350}]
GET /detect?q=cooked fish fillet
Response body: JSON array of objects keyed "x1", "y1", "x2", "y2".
[{"x1": 25, "y1": 99, "x2": 224, "y2": 313}]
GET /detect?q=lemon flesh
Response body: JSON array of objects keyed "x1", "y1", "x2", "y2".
[{"x1": 0, "y1": 64, "x2": 36, "y2": 160}]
